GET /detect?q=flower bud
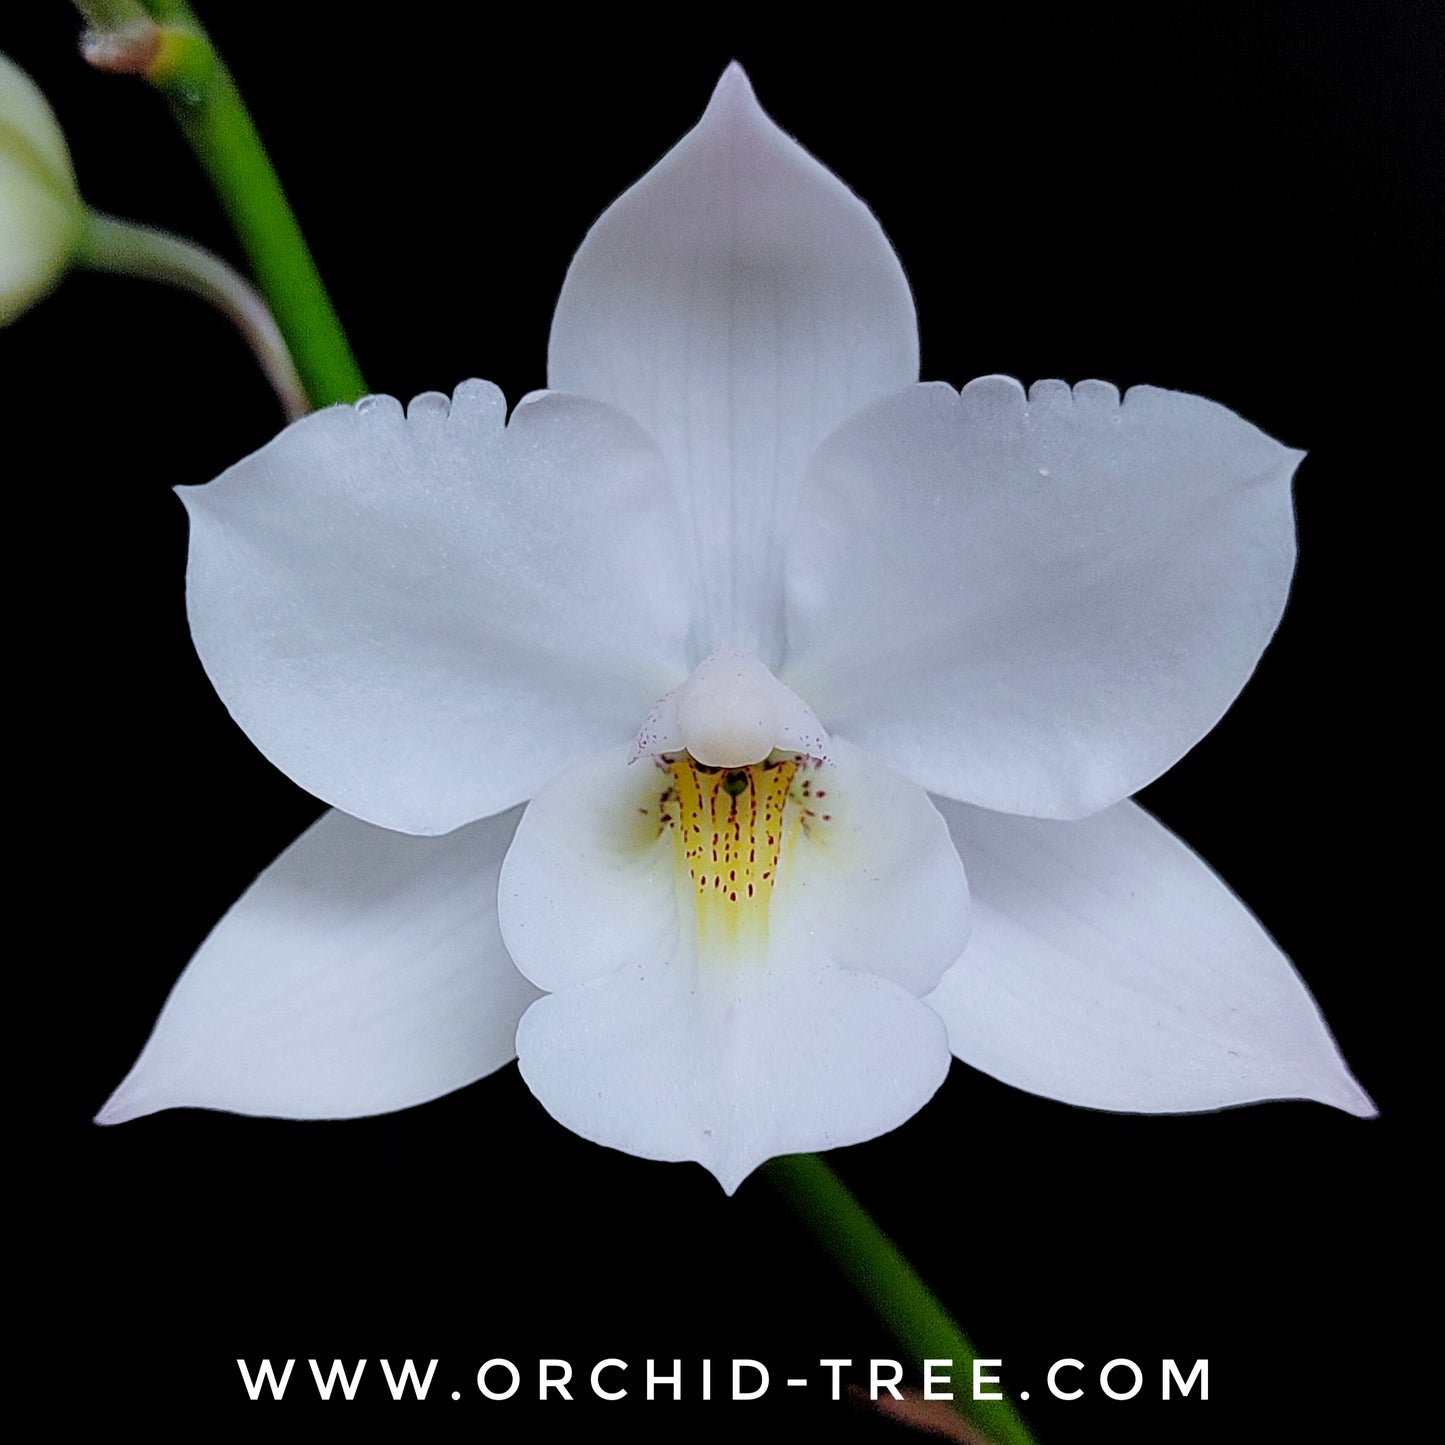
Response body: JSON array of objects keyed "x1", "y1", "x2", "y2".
[{"x1": 1, "y1": 54, "x2": 85, "y2": 325}]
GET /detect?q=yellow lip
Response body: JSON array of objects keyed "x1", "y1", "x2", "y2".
[{"x1": 649, "y1": 752, "x2": 834, "y2": 960}]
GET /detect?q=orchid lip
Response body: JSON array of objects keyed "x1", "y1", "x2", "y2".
[
  {"x1": 649, "y1": 748, "x2": 832, "y2": 969},
  {"x1": 624, "y1": 653, "x2": 839, "y2": 971},
  {"x1": 502, "y1": 733, "x2": 966, "y2": 1190}
]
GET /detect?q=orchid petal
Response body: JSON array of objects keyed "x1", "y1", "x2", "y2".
[
  {"x1": 500, "y1": 738, "x2": 968, "y2": 996},
  {"x1": 97, "y1": 807, "x2": 540, "y2": 1124},
  {"x1": 501, "y1": 738, "x2": 965, "y2": 1189},
  {"x1": 784, "y1": 378, "x2": 1300, "y2": 818},
  {"x1": 925, "y1": 797, "x2": 1373, "y2": 1117},
  {"x1": 184, "y1": 382, "x2": 691, "y2": 835},
  {"x1": 780, "y1": 740, "x2": 970, "y2": 997},
  {"x1": 549, "y1": 64, "x2": 918, "y2": 665},
  {"x1": 498, "y1": 746, "x2": 677, "y2": 996}
]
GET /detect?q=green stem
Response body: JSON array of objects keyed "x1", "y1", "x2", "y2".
[
  {"x1": 766, "y1": 1154, "x2": 1038, "y2": 1445},
  {"x1": 80, "y1": 212, "x2": 308, "y2": 420},
  {"x1": 78, "y1": 0, "x2": 366, "y2": 407}
]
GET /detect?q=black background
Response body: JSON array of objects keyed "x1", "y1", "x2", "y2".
[{"x1": 13, "y1": 4, "x2": 1429, "y2": 1438}]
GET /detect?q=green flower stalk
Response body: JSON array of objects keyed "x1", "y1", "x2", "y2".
[{"x1": 76, "y1": 0, "x2": 365, "y2": 407}]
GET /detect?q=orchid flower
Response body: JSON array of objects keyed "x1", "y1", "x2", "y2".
[{"x1": 99, "y1": 66, "x2": 1371, "y2": 1193}]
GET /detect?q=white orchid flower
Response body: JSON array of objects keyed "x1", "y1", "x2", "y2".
[
  {"x1": 99, "y1": 66, "x2": 1371, "y2": 1192},
  {"x1": 0, "y1": 53, "x2": 84, "y2": 325}
]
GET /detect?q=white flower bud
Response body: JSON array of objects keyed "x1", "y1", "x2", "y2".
[{"x1": 1, "y1": 54, "x2": 84, "y2": 325}]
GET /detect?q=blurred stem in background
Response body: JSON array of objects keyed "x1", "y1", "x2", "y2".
[{"x1": 80, "y1": 213, "x2": 307, "y2": 418}]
